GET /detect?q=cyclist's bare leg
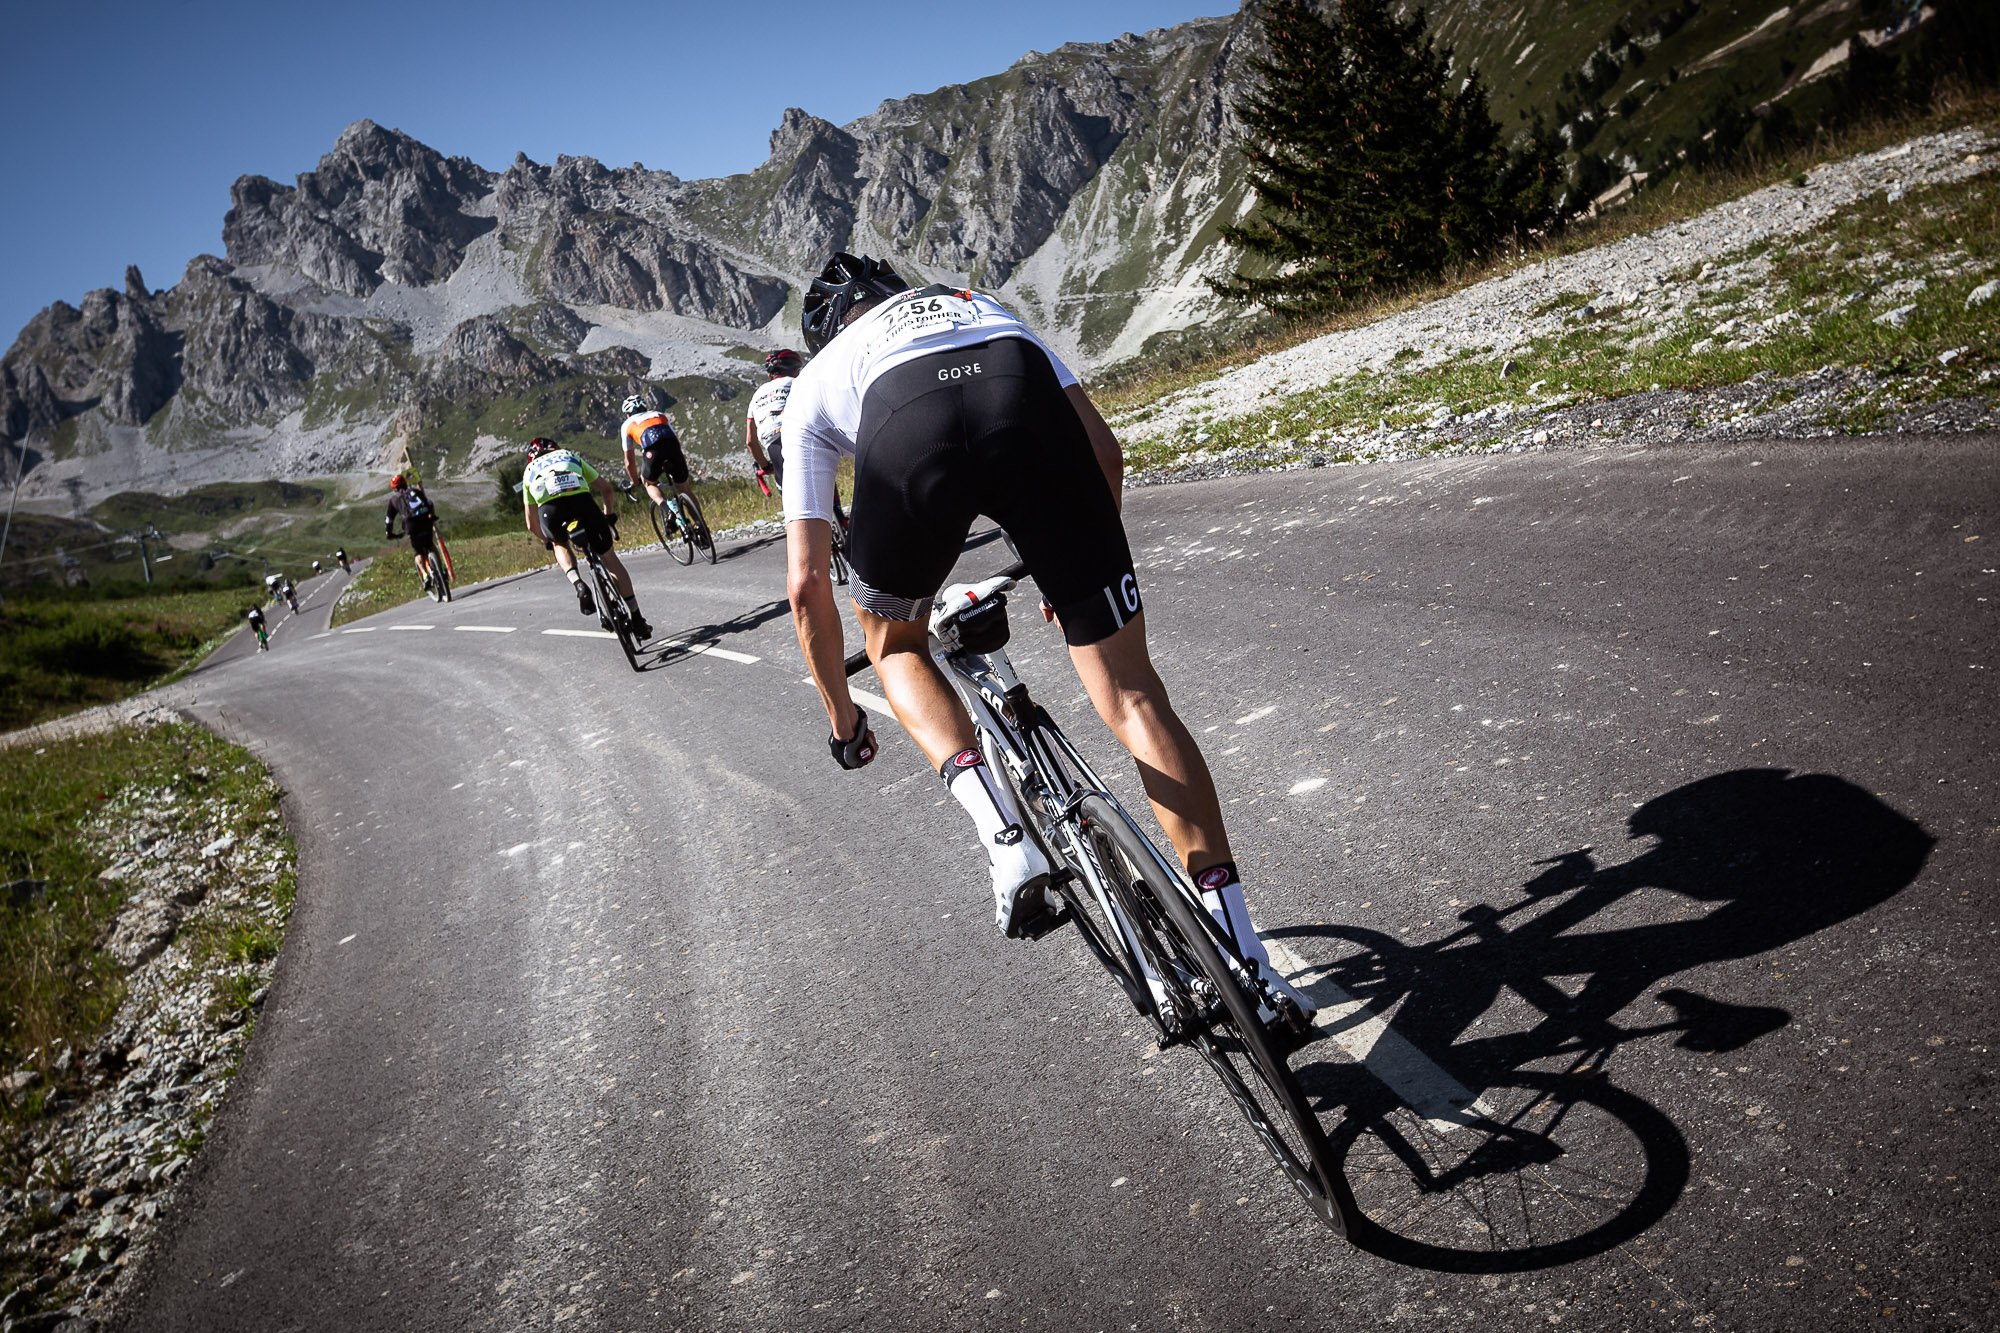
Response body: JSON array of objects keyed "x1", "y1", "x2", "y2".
[
  {"x1": 857, "y1": 609, "x2": 975, "y2": 766},
  {"x1": 643, "y1": 480, "x2": 670, "y2": 508},
  {"x1": 1066, "y1": 610, "x2": 1230, "y2": 874},
  {"x1": 597, "y1": 547, "x2": 637, "y2": 600},
  {"x1": 549, "y1": 543, "x2": 577, "y2": 575}
]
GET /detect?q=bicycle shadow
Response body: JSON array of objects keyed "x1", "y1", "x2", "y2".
[
  {"x1": 1274, "y1": 768, "x2": 1933, "y2": 1272},
  {"x1": 634, "y1": 599, "x2": 793, "y2": 671}
]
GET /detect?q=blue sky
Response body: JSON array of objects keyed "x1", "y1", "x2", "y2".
[{"x1": 0, "y1": 0, "x2": 1232, "y2": 344}]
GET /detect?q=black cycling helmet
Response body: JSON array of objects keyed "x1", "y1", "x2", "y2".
[
  {"x1": 763, "y1": 348, "x2": 804, "y2": 376},
  {"x1": 525, "y1": 437, "x2": 558, "y2": 458},
  {"x1": 801, "y1": 252, "x2": 909, "y2": 353}
]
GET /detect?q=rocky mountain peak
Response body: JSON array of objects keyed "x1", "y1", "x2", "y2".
[{"x1": 222, "y1": 118, "x2": 496, "y2": 295}]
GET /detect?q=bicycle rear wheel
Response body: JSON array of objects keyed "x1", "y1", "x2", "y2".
[
  {"x1": 682, "y1": 491, "x2": 717, "y2": 565},
  {"x1": 591, "y1": 560, "x2": 641, "y2": 670},
  {"x1": 1075, "y1": 793, "x2": 1347, "y2": 1233}
]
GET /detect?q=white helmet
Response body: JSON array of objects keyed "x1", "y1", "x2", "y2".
[{"x1": 622, "y1": 393, "x2": 648, "y2": 416}]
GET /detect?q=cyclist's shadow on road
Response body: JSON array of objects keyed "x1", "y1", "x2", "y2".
[
  {"x1": 637, "y1": 599, "x2": 792, "y2": 670},
  {"x1": 1274, "y1": 768, "x2": 1933, "y2": 1272}
]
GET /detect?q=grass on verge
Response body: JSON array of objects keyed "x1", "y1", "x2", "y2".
[
  {"x1": 0, "y1": 725, "x2": 281, "y2": 1120},
  {"x1": 1097, "y1": 87, "x2": 2000, "y2": 421},
  {"x1": 0, "y1": 586, "x2": 260, "y2": 732}
]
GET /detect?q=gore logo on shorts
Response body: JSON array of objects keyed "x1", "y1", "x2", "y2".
[
  {"x1": 951, "y1": 748, "x2": 983, "y2": 769},
  {"x1": 1197, "y1": 866, "x2": 1233, "y2": 891},
  {"x1": 937, "y1": 361, "x2": 982, "y2": 381}
]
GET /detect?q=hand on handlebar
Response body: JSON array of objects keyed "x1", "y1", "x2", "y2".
[{"x1": 828, "y1": 704, "x2": 878, "y2": 770}]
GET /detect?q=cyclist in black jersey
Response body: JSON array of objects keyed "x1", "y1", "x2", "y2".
[
  {"x1": 384, "y1": 474, "x2": 443, "y2": 588},
  {"x1": 781, "y1": 252, "x2": 1312, "y2": 1019}
]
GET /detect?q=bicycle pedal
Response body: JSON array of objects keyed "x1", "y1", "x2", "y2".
[{"x1": 1014, "y1": 901, "x2": 1070, "y2": 941}]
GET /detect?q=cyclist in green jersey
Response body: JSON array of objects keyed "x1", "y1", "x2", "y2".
[{"x1": 521, "y1": 438, "x2": 651, "y2": 638}]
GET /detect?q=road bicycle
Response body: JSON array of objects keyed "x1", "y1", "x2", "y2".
[
  {"x1": 757, "y1": 466, "x2": 848, "y2": 586},
  {"x1": 846, "y1": 562, "x2": 1343, "y2": 1231},
  {"x1": 558, "y1": 515, "x2": 644, "y2": 672}
]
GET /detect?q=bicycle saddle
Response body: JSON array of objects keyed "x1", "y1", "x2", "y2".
[{"x1": 931, "y1": 575, "x2": 1017, "y2": 652}]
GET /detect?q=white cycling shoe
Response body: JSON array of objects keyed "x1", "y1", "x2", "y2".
[{"x1": 990, "y1": 832, "x2": 1057, "y2": 938}]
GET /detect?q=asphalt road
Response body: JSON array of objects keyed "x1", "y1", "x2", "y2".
[{"x1": 119, "y1": 434, "x2": 1996, "y2": 1331}]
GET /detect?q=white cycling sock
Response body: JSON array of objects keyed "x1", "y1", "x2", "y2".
[
  {"x1": 942, "y1": 749, "x2": 1026, "y2": 848},
  {"x1": 1194, "y1": 864, "x2": 1265, "y2": 963},
  {"x1": 566, "y1": 569, "x2": 582, "y2": 585}
]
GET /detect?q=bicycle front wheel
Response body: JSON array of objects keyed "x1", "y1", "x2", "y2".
[
  {"x1": 682, "y1": 491, "x2": 717, "y2": 565},
  {"x1": 656, "y1": 501, "x2": 695, "y2": 565},
  {"x1": 1076, "y1": 793, "x2": 1346, "y2": 1233}
]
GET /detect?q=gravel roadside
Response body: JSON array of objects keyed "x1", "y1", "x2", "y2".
[{"x1": 1115, "y1": 125, "x2": 1999, "y2": 480}]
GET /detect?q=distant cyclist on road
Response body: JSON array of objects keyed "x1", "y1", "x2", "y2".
[
  {"x1": 748, "y1": 347, "x2": 848, "y2": 530},
  {"x1": 334, "y1": 547, "x2": 350, "y2": 574},
  {"x1": 522, "y1": 437, "x2": 652, "y2": 639},
  {"x1": 384, "y1": 474, "x2": 443, "y2": 589},
  {"x1": 619, "y1": 393, "x2": 707, "y2": 547},
  {"x1": 245, "y1": 606, "x2": 268, "y2": 652},
  {"x1": 782, "y1": 251, "x2": 1312, "y2": 1019}
]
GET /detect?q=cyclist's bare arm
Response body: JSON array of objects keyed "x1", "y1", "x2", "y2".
[
  {"x1": 523, "y1": 494, "x2": 546, "y2": 542},
  {"x1": 622, "y1": 441, "x2": 641, "y2": 488},
  {"x1": 788, "y1": 518, "x2": 858, "y2": 735},
  {"x1": 746, "y1": 419, "x2": 772, "y2": 471},
  {"x1": 1066, "y1": 384, "x2": 1123, "y2": 509}
]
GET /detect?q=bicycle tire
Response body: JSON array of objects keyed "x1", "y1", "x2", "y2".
[
  {"x1": 590, "y1": 558, "x2": 641, "y2": 671},
  {"x1": 682, "y1": 491, "x2": 717, "y2": 565},
  {"x1": 434, "y1": 537, "x2": 454, "y2": 601},
  {"x1": 982, "y1": 719, "x2": 1155, "y2": 1019},
  {"x1": 657, "y1": 500, "x2": 695, "y2": 565},
  {"x1": 1075, "y1": 793, "x2": 1347, "y2": 1233}
]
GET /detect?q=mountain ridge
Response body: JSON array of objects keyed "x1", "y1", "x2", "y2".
[{"x1": 1, "y1": 1, "x2": 1954, "y2": 506}]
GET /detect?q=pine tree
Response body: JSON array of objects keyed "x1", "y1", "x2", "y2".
[{"x1": 1214, "y1": 0, "x2": 1560, "y2": 317}]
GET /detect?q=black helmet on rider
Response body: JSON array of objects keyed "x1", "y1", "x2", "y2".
[
  {"x1": 525, "y1": 437, "x2": 558, "y2": 458},
  {"x1": 763, "y1": 348, "x2": 804, "y2": 376},
  {"x1": 801, "y1": 252, "x2": 909, "y2": 353}
]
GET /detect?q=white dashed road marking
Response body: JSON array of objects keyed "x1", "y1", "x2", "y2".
[
  {"x1": 671, "y1": 642, "x2": 760, "y2": 664},
  {"x1": 389, "y1": 625, "x2": 435, "y2": 632},
  {"x1": 343, "y1": 627, "x2": 377, "y2": 634},
  {"x1": 454, "y1": 625, "x2": 517, "y2": 633},
  {"x1": 1265, "y1": 937, "x2": 1488, "y2": 1132},
  {"x1": 542, "y1": 628, "x2": 618, "y2": 639},
  {"x1": 1233, "y1": 705, "x2": 1277, "y2": 726}
]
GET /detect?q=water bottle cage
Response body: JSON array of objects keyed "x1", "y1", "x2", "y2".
[{"x1": 951, "y1": 594, "x2": 1012, "y2": 654}]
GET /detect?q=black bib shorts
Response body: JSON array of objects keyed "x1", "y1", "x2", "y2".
[
  {"x1": 846, "y1": 337, "x2": 1141, "y2": 647},
  {"x1": 636, "y1": 423, "x2": 690, "y2": 486},
  {"x1": 539, "y1": 495, "x2": 614, "y2": 556}
]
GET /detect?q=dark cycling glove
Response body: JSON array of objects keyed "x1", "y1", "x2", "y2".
[{"x1": 828, "y1": 705, "x2": 878, "y2": 770}]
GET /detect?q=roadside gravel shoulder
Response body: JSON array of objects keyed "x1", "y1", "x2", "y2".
[{"x1": 1114, "y1": 125, "x2": 1999, "y2": 480}]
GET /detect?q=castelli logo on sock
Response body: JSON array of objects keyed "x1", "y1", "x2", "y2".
[
  {"x1": 1197, "y1": 866, "x2": 1232, "y2": 891},
  {"x1": 952, "y1": 749, "x2": 983, "y2": 768}
]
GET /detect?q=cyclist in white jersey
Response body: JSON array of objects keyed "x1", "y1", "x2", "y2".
[
  {"x1": 783, "y1": 252, "x2": 1312, "y2": 1021},
  {"x1": 745, "y1": 348, "x2": 801, "y2": 487}
]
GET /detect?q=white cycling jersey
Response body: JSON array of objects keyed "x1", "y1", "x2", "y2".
[
  {"x1": 747, "y1": 377, "x2": 793, "y2": 449},
  {"x1": 782, "y1": 287, "x2": 1077, "y2": 526}
]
